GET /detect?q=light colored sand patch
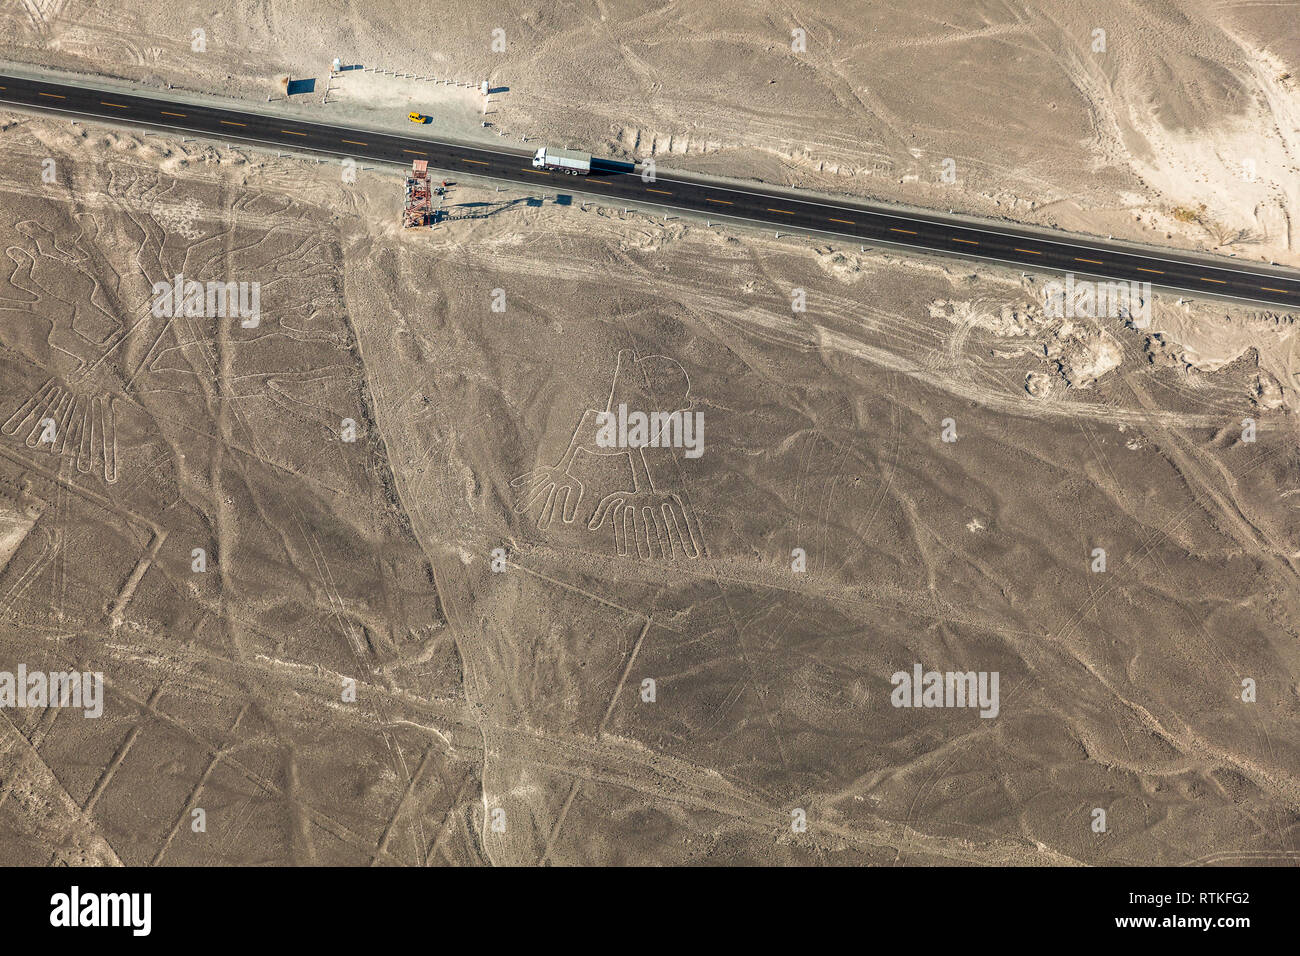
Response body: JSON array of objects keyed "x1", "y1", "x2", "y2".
[
  {"x1": 0, "y1": 507, "x2": 36, "y2": 574},
  {"x1": 1144, "y1": 300, "x2": 1299, "y2": 409}
]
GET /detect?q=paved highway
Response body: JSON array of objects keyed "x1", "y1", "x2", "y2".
[{"x1": 3, "y1": 71, "x2": 1299, "y2": 308}]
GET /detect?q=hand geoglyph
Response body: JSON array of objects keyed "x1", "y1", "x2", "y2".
[{"x1": 511, "y1": 349, "x2": 703, "y2": 559}]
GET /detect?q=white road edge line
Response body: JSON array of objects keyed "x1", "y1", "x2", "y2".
[{"x1": 4, "y1": 86, "x2": 1298, "y2": 303}]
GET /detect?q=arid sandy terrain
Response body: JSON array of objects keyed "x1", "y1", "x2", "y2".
[
  {"x1": 4, "y1": 0, "x2": 1300, "y2": 263},
  {"x1": 0, "y1": 2, "x2": 1298, "y2": 866}
]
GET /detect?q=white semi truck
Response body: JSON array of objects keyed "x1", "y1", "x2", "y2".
[{"x1": 532, "y1": 146, "x2": 591, "y2": 175}]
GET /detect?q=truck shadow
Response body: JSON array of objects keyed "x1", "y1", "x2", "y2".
[
  {"x1": 436, "y1": 196, "x2": 538, "y2": 222},
  {"x1": 437, "y1": 195, "x2": 573, "y2": 222}
]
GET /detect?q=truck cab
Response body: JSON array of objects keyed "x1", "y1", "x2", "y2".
[{"x1": 531, "y1": 147, "x2": 546, "y2": 168}]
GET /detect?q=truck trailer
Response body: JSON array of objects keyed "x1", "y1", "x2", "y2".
[{"x1": 532, "y1": 146, "x2": 592, "y2": 175}]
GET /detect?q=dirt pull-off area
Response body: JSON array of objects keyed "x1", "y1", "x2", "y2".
[{"x1": 3, "y1": 0, "x2": 1300, "y2": 267}]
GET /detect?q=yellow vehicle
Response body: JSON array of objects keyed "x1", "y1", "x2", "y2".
[{"x1": 408, "y1": 112, "x2": 430, "y2": 124}]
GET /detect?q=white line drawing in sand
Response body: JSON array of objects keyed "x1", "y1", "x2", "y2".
[
  {"x1": 2, "y1": 379, "x2": 118, "y2": 483},
  {"x1": 511, "y1": 348, "x2": 703, "y2": 559},
  {"x1": 1, "y1": 230, "x2": 123, "y2": 482}
]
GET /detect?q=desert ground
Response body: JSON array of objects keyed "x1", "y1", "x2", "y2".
[{"x1": 0, "y1": 1, "x2": 1297, "y2": 865}]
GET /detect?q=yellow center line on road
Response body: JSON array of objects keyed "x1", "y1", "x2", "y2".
[{"x1": 19, "y1": 88, "x2": 1286, "y2": 306}]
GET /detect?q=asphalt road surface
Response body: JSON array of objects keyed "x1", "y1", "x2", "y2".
[{"x1": 3, "y1": 71, "x2": 1299, "y2": 309}]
